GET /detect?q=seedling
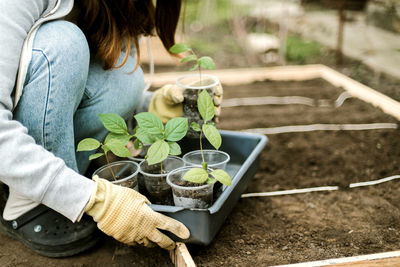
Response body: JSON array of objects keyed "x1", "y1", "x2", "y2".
[
  {"x1": 77, "y1": 113, "x2": 133, "y2": 180},
  {"x1": 182, "y1": 90, "x2": 232, "y2": 186},
  {"x1": 134, "y1": 112, "x2": 188, "y2": 173},
  {"x1": 169, "y1": 43, "x2": 216, "y2": 84}
]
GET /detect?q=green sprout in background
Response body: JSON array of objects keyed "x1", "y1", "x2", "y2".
[{"x1": 169, "y1": 43, "x2": 216, "y2": 84}]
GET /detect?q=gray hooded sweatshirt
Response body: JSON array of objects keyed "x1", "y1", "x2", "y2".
[{"x1": 0, "y1": 0, "x2": 95, "y2": 222}]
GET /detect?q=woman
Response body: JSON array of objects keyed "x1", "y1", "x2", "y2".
[{"x1": 0, "y1": 0, "x2": 191, "y2": 257}]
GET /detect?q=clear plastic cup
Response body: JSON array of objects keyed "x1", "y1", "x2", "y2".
[
  {"x1": 166, "y1": 166, "x2": 214, "y2": 209},
  {"x1": 92, "y1": 160, "x2": 139, "y2": 191},
  {"x1": 127, "y1": 157, "x2": 145, "y2": 193},
  {"x1": 183, "y1": 150, "x2": 230, "y2": 170},
  {"x1": 176, "y1": 74, "x2": 219, "y2": 138},
  {"x1": 139, "y1": 156, "x2": 184, "y2": 205}
]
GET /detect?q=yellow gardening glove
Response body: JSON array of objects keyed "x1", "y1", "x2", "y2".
[
  {"x1": 148, "y1": 82, "x2": 224, "y2": 123},
  {"x1": 85, "y1": 176, "x2": 190, "y2": 250}
]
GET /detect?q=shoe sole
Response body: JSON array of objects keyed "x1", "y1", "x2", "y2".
[{"x1": 0, "y1": 220, "x2": 101, "y2": 258}]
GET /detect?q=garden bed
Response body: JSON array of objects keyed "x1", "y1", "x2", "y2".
[
  {"x1": 1, "y1": 66, "x2": 399, "y2": 266},
  {"x1": 189, "y1": 75, "x2": 400, "y2": 266}
]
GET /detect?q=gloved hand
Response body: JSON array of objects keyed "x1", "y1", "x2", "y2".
[
  {"x1": 148, "y1": 82, "x2": 223, "y2": 123},
  {"x1": 85, "y1": 176, "x2": 190, "y2": 250}
]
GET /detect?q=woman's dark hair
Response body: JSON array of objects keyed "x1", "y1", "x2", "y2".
[{"x1": 76, "y1": 0, "x2": 182, "y2": 70}]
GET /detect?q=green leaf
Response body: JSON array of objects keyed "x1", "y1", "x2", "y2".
[
  {"x1": 189, "y1": 63, "x2": 199, "y2": 71},
  {"x1": 206, "y1": 177, "x2": 217, "y2": 184},
  {"x1": 133, "y1": 125, "x2": 139, "y2": 134},
  {"x1": 198, "y1": 56, "x2": 216, "y2": 70},
  {"x1": 202, "y1": 124, "x2": 221, "y2": 149},
  {"x1": 181, "y1": 55, "x2": 197, "y2": 63},
  {"x1": 198, "y1": 90, "x2": 215, "y2": 122},
  {"x1": 104, "y1": 132, "x2": 131, "y2": 146},
  {"x1": 168, "y1": 142, "x2": 181, "y2": 156},
  {"x1": 135, "y1": 127, "x2": 158, "y2": 144},
  {"x1": 77, "y1": 138, "x2": 101, "y2": 151},
  {"x1": 182, "y1": 168, "x2": 209, "y2": 184},
  {"x1": 191, "y1": 121, "x2": 201, "y2": 132},
  {"x1": 105, "y1": 139, "x2": 132, "y2": 158},
  {"x1": 165, "y1": 117, "x2": 188, "y2": 141},
  {"x1": 169, "y1": 43, "x2": 191, "y2": 54},
  {"x1": 210, "y1": 169, "x2": 231, "y2": 186},
  {"x1": 98, "y1": 113, "x2": 128, "y2": 134},
  {"x1": 134, "y1": 112, "x2": 164, "y2": 137},
  {"x1": 89, "y1": 153, "x2": 104, "y2": 161},
  {"x1": 146, "y1": 140, "x2": 169, "y2": 165},
  {"x1": 133, "y1": 138, "x2": 142, "y2": 150}
]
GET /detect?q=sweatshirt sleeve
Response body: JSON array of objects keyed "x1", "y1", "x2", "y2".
[{"x1": 0, "y1": 0, "x2": 95, "y2": 222}]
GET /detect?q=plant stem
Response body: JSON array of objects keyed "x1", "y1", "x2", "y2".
[
  {"x1": 200, "y1": 129, "x2": 206, "y2": 170},
  {"x1": 199, "y1": 66, "x2": 202, "y2": 86},
  {"x1": 191, "y1": 49, "x2": 202, "y2": 86},
  {"x1": 105, "y1": 152, "x2": 117, "y2": 181},
  {"x1": 160, "y1": 161, "x2": 163, "y2": 175}
]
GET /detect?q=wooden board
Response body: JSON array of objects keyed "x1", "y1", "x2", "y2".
[
  {"x1": 170, "y1": 242, "x2": 196, "y2": 267},
  {"x1": 272, "y1": 250, "x2": 400, "y2": 267}
]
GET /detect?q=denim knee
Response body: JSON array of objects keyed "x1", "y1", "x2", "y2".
[
  {"x1": 31, "y1": 20, "x2": 90, "y2": 91},
  {"x1": 14, "y1": 20, "x2": 92, "y2": 171}
]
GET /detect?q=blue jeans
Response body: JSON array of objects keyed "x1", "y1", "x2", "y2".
[{"x1": 13, "y1": 20, "x2": 145, "y2": 175}]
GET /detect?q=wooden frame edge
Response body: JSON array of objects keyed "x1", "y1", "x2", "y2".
[
  {"x1": 319, "y1": 65, "x2": 400, "y2": 121},
  {"x1": 272, "y1": 250, "x2": 400, "y2": 267},
  {"x1": 144, "y1": 64, "x2": 323, "y2": 87},
  {"x1": 170, "y1": 242, "x2": 196, "y2": 267}
]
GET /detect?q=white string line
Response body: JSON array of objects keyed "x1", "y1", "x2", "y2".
[
  {"x1": 320, "y1": 91, "x2": 353, "y2": 107},
  {"x1": 143, "y1": 37, "x2": 154, "y2": 92},
  {"x1": 222, "y1": 91, "x2": 352, "y2": 108},
  {"x1": 241, "y1": 186, "x2": 339, "y2": 198},
  {"x1": 241, "y1": 123, "x2": 398, "y2": 135},
  {"x1": 349, "y1": 175, "x2": 400, "y2": 188},
  {"x1": 239, "y1": 124, "x2": 397, "y2": 197},
  {"x1": 241, "y1": 175, "x2": 400, "y2": 199},
  {"x1": 222, "y1": 96, "x2": 314, "y2": 107}
]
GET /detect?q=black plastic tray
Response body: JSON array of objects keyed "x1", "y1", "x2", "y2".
[{"x1": 150, "y1": 130, "x2": 268, "y2": 245}]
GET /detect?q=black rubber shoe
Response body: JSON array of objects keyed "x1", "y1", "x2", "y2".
[{"x1": 0, "y1": 204, "x2": 101, "y2": 258}]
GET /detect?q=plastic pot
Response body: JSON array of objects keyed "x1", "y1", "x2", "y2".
[
  {"x1": 183, "y1": 150, "x2": 230, "y2": 169},
  {"x1": 92, "y1": 160, "x2": 140, "y2": 191},
  {"x1": 166, "y1": 166, "x2": 214, "y2": 209},
  {"x1": 183, "y1": 149, "x2": 230, "y2": 196},
  {"x1": 139, "y1": 156, "x2": 184, "y2": 205},
  {"x1": 176, "y1": 74, "x2": 219, "y2": 138},
  {"x1": 128, "y1": 144, "x2": 151, "y2": 193}
]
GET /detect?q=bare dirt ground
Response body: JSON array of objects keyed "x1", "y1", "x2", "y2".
[
  {"x1": 1, "y1": 78, "x2": 399, "y2": 266},
  {"x1": 192, "y1": 79, "x2": 400, "y2": 266}
]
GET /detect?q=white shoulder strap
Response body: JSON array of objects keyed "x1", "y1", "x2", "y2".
[{"x1": 143, "y1": 37, "x2": 154, "y2": 92}]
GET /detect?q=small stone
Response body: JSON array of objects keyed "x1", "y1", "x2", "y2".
[
  {"x1": 307, "y1": 202, "x2": 316, "y2": 209},
  {"x1": 236, "y1": 239, "x2": 245, "y2": 244}
]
